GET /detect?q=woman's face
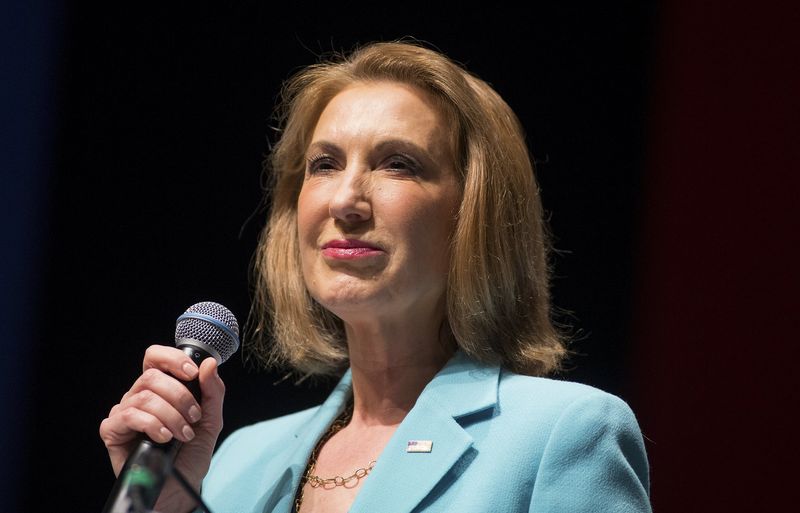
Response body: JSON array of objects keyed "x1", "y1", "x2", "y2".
[{"x1": 297, "y1": 81, "x2": 461, "y2": 325}]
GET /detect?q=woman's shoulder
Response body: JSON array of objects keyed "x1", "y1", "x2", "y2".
[
  {"x1": 489, "y1": 373, "x2": 651, "y2": 510},
  {"x1": 211, "y1": 405, "x2": 321, "y2": 462},
  {"x1": 202, "y1": 405, "x2": 329, "y2": 510},
  {"x1": 497, "y1": 370, "x2": 642, "y2": 430},
  {"x1": 500, "y1": 370, "x2": 618, "y2": 399},
  {"x1": 436, "y1": 352, "x2": 639, "y2": 425},
  {"x1": 225, "y1": 405, "x2": 320, "y2": 443}
]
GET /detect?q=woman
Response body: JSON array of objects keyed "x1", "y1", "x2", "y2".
[{"x1": 99, "y1": 40, "x2": 651, "y2": 513}]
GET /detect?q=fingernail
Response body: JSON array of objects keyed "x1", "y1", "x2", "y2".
[
  {"x1": 159, "y1": 427, "x2": 172, "y2": 442},
  {"x1": 188, "y1": 405, "x2": 201, "y2": 423},
  {"x1": 182, "y1": 425, "x2": 195, "y2": 441},
  {"x1": 183, "y1": 362, "x2": 198, "y2": 379}
]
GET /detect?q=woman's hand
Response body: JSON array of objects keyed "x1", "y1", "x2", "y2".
[{"x1": 99, "y1": 344, "x2": 226, "y2": 511}]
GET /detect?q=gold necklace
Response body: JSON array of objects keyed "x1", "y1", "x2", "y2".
[{"x1": 294, "y1": 401, "x2": 376, "y2": 512}]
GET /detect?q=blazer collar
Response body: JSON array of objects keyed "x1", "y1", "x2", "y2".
[
  {"x1": 260, "y1": 351, "x2": 501, "y2": 513},
  {"x1": 413, "y1": 349, "x2": 499, "y2": 418},
  {"x1": 256, "y1": 371, "x2": 354, "y2": 513},
  {"x1": 350, "y1": 351, "x2": 500, "y2": 513}
]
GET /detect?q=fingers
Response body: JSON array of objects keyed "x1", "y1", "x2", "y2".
[
  {"x1": 109, "y1": 346, "x2": 226, "y2": 443},
  {"x1": 143, "y1": 344, "x2": 200, "y2": 381},
  {"x1": 100, "y1": 405, "x2": 175, "y2": 446},
  {"x1": 123, "y1": 384, "x2": 199, "y2": 442},
  {"x1": 196, "y1": 358, "x2": 225, "y2": 428},
  {"x1": 101, "y1": 344, "x2": 206, "y2": 448},
  {"x1": 129, "y1": 367, "x2": 201, "y2": 423}
]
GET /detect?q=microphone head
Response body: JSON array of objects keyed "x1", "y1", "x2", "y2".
[{"x1": 174, "y1": 301, "x2": 240, "y2": 364}]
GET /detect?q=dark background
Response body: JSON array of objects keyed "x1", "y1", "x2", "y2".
[{"x1": 3, "y1": 2, "x2": 798, "y2": 512}]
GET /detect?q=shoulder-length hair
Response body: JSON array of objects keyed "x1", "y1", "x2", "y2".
[{"x1": 248, "y1": 40, "x2": 567, "y2": 378}]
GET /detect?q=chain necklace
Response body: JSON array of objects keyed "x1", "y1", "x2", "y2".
[{"x1": 293, "y1": 401, "x2": 376, "y2": 512}]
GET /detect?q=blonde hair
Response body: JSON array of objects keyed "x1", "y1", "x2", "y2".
[{"x1": 249, "y1": 40, "x2": 567, "y2": 377}]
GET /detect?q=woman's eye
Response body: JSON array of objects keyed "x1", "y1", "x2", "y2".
[
  {"x1": 306, "y1": 154, "x2": 337, "y2": 174},
  {"x1": 384, "y1": 155, "x2": 419, "y2": 175}
]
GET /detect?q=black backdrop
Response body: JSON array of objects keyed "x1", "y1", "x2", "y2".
[{"x1": 18, "y1": 4, "x2": 657, "y2": 511}]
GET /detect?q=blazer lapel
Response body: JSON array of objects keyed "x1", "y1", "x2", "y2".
[
  {"x1": 255, "y1": 370, "x2": 354, "y2": 513},
  {"x1": 350, "y1": 352, "x2": 500, "y2": 513}
]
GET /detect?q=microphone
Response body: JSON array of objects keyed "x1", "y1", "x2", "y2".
[{"x1": 101, "y1": 301, "x2": 240, "y2": 513}]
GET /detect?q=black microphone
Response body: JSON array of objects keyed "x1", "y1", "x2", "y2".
[{"x1": 101, "y1": 301, "x2": 240, "y2": 513}]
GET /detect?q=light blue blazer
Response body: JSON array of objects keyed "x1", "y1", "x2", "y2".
[{"x1": 201, "y1": 351, "x2": 651, "y2": 512}]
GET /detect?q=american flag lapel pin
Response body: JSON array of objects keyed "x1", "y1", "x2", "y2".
[{"x1": 406, "y1": 440, "x2": 433, "y2": 453}]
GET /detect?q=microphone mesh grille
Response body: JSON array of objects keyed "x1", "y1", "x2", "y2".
[{"x1": 174, "y1": 301, "x2": 240, "y2": 363}]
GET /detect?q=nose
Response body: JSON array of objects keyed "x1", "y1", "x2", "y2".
[{"x1": 328, "y1": 167, "x2": 372, "y2": 224}]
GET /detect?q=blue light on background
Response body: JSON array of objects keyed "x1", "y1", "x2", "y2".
[{"x1": 0, "y1": 1, "x2": 62, "y2": 509}]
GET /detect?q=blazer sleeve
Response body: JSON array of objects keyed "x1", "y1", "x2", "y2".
[{"x1": 529, "y1": 391, "x2": 651, "y2": 513}]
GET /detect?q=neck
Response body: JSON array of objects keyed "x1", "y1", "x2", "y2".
[{"x1": 344, "y1": 317, "x2": 454, "y2": 427}]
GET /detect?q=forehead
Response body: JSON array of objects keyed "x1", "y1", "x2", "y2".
[{"x1": 310, "y1": 81, "x2": 451, "y2": 154}]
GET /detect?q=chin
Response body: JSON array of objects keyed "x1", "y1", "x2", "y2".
[{"x1": 315, "y1": 289, "x2": 384, "y2": 316}]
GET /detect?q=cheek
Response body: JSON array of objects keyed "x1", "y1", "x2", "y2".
[
  {"x1": 296, "y1": 187, "x2": 327, "y2": 287},
  {"x1": 296, "y1": 195, "x2": 319, "y2": 291},
  {"x1": 394, "y1": 193, "x2": 459, "y2": 262},
  {"x1": 424, "y1": 183, "x2": 460, "y2": 234},
  {"x1": 296, "y1": 186, "x2": 324, "y2": 242},
  {"x1": 428, "y1": 190, "x2": 461, "y2": 262}
]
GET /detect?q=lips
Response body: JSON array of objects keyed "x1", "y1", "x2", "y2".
[
  {"x1": 321, "y1": 239, "x2": 385, "y2": 260},
  {"x1": 322, "y1": 239, "x2": 382, "y2": 250}
]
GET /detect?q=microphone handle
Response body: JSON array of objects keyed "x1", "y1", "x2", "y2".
[{"x1": 100, "y1": 346, "x2": 208, "y2": 513}]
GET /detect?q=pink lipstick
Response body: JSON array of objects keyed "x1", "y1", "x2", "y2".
[{"x1": 321, "y1": 239, "x2": 385, "y2": 260}]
